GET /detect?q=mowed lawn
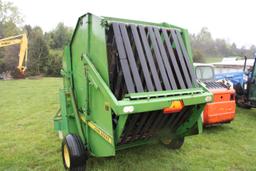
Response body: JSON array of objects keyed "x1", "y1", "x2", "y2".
[{"x1": 1, "y1": 78, "x2": 256, "y2": 171}]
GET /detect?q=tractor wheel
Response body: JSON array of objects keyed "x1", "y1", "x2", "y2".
[
  {"x1": 237, "y1": 102, "x2": 252, "y2": 109},
  {"x1": 236, "y1": 98, "x2": 252, "y2": 109},
  {"x1": 62, "y1": 134, "x2": 88, "y2": 171},
  {"x1": 161, "y1": 137, "x2": 185, "y2": 149}
]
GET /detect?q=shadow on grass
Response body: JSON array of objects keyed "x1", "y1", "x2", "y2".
[
  {"x1": 236, "y1": 107, "x2": 256, "y2": 120},
  {"x1": 203, "y1": 124, "x2": 234, "y2": 134},
  {"x1": 86, "y1": 142, "x2": 182, "y2": 171},
  {"x1": 204, "y1": 107, "x2": 256, "y2": 135}
]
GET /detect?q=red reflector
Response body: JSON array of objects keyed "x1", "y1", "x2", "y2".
[{"x1": 163, "y1": 101, "x2": 184, "y2": 114}]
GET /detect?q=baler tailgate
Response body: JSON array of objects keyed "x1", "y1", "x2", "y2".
[
  {"x1": 105, "y1": 22, "x2": 205, "y2": 145},
  {"x1": 108, "y1": 23, "x2": 198, "y2": 100}
]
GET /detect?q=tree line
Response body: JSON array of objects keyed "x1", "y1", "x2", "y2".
[
  {"x1": 0, "y1": 0, "x2": 255, "y2": 77},
  {"x1": 0, "y1": 0, "x2": 72, "y2": 77},
  {"x1": 191, "y1": 27, "x2": 256, "y2": 62}
]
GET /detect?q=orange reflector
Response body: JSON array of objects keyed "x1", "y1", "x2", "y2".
[{"x1": 163, "y1": 100, "x2": 184, "y2": 114}]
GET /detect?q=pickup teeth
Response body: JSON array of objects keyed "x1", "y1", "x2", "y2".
[{"x1": 118, "y1": 106, "x2": 192, "y2": 144}]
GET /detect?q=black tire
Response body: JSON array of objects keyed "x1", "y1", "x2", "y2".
[
  {"x1": 236, "y1": 97, "x2": 252, "y2": 109},
  {"x1": 62, "y1": 134, "x2": 88, "y2": 171},
  {"x1": 237, "y1": 102, "x2": 252, "y2": 109},
  {"x1": 161, "y1": 137, "x2": 185, "y2": 149}
]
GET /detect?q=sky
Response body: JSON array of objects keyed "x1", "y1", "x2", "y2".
[{"x1": 8, "y1": 0, "x2": 256, "y2": 48}]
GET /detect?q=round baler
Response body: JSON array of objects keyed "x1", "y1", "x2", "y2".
[{"x1": 54, "y1": 13, "x2": 212, "y2": 170}]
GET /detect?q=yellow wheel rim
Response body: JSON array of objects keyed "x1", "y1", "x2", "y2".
[{"x1": 63, "y1": 144, "x2": 70, "y2": 168}]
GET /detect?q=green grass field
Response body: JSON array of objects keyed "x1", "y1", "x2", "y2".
[{"x1": 1, "y1": 78, "x2": 256, "y2": 171}]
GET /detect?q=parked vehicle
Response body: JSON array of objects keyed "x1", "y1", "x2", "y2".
[
  {"x1": 234, "y1": 56, "x2": 256, "y2": 108},
  {"x1": 195, "y1": 63, "x2": 236, "y2": 126}
]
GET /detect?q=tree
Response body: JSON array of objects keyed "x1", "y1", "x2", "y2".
[
  {"x1": 24, "y1": 26, "x2": 49, "y2": 75},
  {"x1": 190, "y1": 27, "x2": 253, "y2": 60},
  {"x1": 197, "y1": 27, "x2": 213, "y2": 42},
  {"x1": 193, "y1": 49, "x2": 205, "y2": 63},
  {"x1": 0, "y1": 0, "x2": 22, "y2": 37},
  {"x1": 0, "y1": 0, "x2": 22, "y2": 74},
  {"x1": 215, "y1": 38, "x2": 229, "y2": 56},
  {"x1": 249, "y1": 45, "x2": 256, "y2": 57},
  {"x1": 47, "y1": 22, "x2": 73, "y2": 49},
  {"x1": 46, "y1": 49, "x2": 62, "y2": 76},
  {"x1": 0, "y1": 0, "x2": 22, "y2": 24},
  {"x1": 231, "y1": 43, "x2": 238, "y2": 56},
  {"x1": 42, "y1": 23, "x2": 73, "y2": 77}
]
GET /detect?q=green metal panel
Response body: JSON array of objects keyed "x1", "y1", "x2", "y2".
[
  {"x1": 176, "y1": 105, "x2": 205, "y2": 136},
  {"x1": 70, "y1": 15, "x2": 88, "y2": 111},
  {"x1": 114, "y1": 115, "x2": 128, "y2": 143},
  {"x1": 59, "y1": 90, "x2": 69, "y2": 134},
  {"x1": 70, "y1": 14, "x2": 115, "y2": 156},
  {"x1": 54, "y1": 89, "x2": 80, "y2": 136},
  {"x1": 62, "y1": 47, "x2": 72, "y2": 89},
  {"x1": 85, "y1": 15, "x2": 115, "y2": 156}
]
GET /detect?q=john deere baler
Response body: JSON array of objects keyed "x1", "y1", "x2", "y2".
[{"x1": 54, "y1": 13, "x2": 212, "y2": 170}]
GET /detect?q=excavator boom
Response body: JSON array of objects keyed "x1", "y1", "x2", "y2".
[{"x1": 0, "y1": 34, "x2": 28, "y2": 74}]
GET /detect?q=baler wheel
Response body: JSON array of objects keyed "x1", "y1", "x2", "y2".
[
  {"x1": 62, "y1": 134, "x2": 88, "y2": 171},
  {"x1": 161, "y1": 137, "x2": 185, "y2": 149}
]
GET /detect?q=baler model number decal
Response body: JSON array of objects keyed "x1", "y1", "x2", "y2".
[
  {"x1": 87, "y1": 121, "x2": 113, "y2": 145},
  {"x1": 80, "y1": 115, "x2": 113, "y2": 145}
]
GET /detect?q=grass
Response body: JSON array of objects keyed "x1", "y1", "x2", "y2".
[
  {"x1": 204, "y1": 57, "x2": 223, "y2": 63},
  {"x1": 1, "y1": 78, "x2": 256, "y2": 171}
]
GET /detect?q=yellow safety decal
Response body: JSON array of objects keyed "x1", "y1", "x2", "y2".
[
  {"x1": 79, "y1": 115, "x2": 113, "y2": 145},
  {"x1": 87, "y1": 121, "x2": 113, "y2": 144},
  {"x1": 80, "y1": 115, "x2": 87, "y2": 123}
]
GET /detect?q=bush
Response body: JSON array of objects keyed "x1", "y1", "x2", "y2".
[
  {"x1": 46, "y1": 49, "x2": 62, "y2": 77},
  {"x1": 193, "y1": 50, "x2": 205, "y2": 63}
]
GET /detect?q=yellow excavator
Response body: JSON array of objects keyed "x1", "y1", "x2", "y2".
[{"x1": 0, "y1": 34, "x2": 28, "y2": 75}]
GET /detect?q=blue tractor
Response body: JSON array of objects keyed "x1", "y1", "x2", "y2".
[{"x1": 234, "y1": 56, "x2": 256, "y2": 108}]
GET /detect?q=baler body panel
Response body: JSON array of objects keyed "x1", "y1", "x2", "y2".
[
  {"x1": 54, "y1": 13, "x2": 212, "y2": 157},
  {"x1": 70, "y1": 15, "x2": 115, "y2": 156}
]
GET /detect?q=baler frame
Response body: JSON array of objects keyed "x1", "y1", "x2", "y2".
[
  {"x1": 54, "y1": 13, "x2": 213, "y2": 166},
  {"x1": 55, "y1": 52, "x2": 211, "y2": 151}
]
